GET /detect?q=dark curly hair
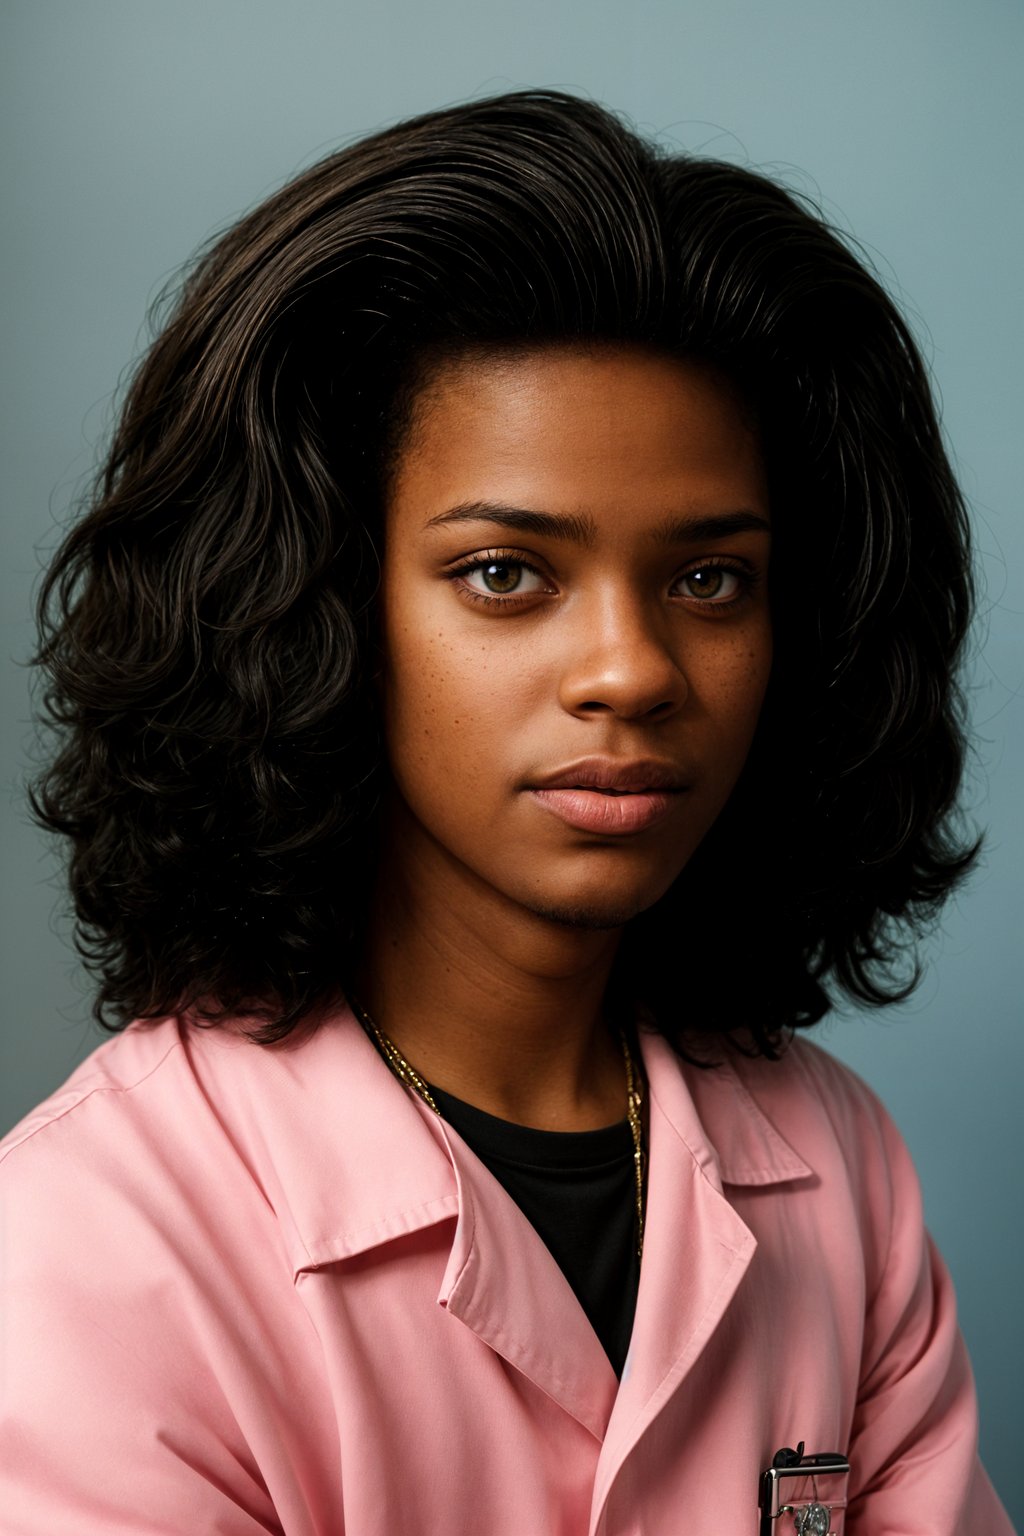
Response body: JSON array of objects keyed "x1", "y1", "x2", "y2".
[{"x1": 31, "y1": 89, "x2": 979, "y2": 1055}]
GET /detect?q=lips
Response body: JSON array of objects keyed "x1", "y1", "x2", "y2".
[
  {"x1": 532, "y1": 757, "x2": 688, "y2": 793},
  {"x1": 527, "y1": 758, "x2": 687, "y2": 835}
]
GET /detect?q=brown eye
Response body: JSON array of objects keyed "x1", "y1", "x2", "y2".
[
  {"x1": 678, "y1": 567, "x2": 741, "y2": 601},
  {"x1": 456, "y1": 556, "x2": 549, "y2": 602},
  {"x1": 479, "y1": 561, "x2": 524, "y2": 594}
]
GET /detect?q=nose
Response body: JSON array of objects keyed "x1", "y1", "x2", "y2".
[{"x1": 557, "y1": 589, "x2": 688, "y2": 721}]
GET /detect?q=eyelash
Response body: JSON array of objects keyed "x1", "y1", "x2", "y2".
[{"x1": 445, "y1": 549, "x2": 758, "y2": 611}]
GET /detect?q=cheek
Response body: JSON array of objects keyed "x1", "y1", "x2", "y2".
[
  {"x1": 381, "y1": 609, "x2": 532, "y2": 796},
  {"x1": 382, "y1": 629, "x2": 452, "y2": 780},
  {"x1": 708, "y1": 624, "x2": 773, "y2": 749},
  {"x1": 741, "y1": 635, "x2": 774, "y2": 720}
]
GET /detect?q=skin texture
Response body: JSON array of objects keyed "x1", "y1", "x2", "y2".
[{"x1": 356, "y1": 344, "x2": 772, "y2": 1128}]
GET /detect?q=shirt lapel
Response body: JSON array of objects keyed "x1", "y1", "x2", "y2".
[
  {"x1": 436, "y1": 1112, "x2": 620, "y2": 1441},
  {"x1": 589, "y1": 1029, "x2": 815, "y2": 1534},
  {"x1": 193, "y1": 1004, "x2": 814, "y2": 1490},
  {"x1": 190, "y1": 1008, "x2": 462, "y2": 1276},
  {"x1": 203, "y1": 1007, "x2": 620, "y2": 1436}
]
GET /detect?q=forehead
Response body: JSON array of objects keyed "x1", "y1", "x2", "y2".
[{"x1": 388, "y1": 344, "x2": 768, "y2": 530}]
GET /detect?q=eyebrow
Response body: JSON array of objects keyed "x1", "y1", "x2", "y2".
[{"x1": 424, "y1": 500, "x2": 770, "y2": 545}]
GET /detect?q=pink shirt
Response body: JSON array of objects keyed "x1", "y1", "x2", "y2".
[{"x1": 0, "y1": 1010, "x2": 1013, "y2": 1534}]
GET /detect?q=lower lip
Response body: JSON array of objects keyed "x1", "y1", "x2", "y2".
[{"x1": 528, "y1": 788, "x2": 681, "y2": 835}]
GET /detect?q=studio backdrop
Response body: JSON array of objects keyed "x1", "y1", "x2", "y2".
[{"x1": 2, "y1": 1, "x2": 1021, "y2": 1522}]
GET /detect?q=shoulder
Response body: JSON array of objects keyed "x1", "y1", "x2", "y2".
[
  {"x1": 0, "y1": 1020, "x2": 318, "y2": 1528},
  {"x1": 710, "y1": 1034, "x2": 922, "y2": 1254},
  {"x1": 0, "y1": 1014, "x2": 311, "y2": 1380},
  {"x1": 1, "y1": 1019, "x2": 193, "y2": 1179},
  {"x1": 1, "y1": 1025, "x2": 211, "y2": 1304},
  {"x1": 0, "y1": 1007, "x2": 417, "y2": 1276},
  {"x1": 723, "y1": 1033, "x2": 904, "y2": 1159},
  {"x1": 0, "y1": 1018, "x2": 281, "y2": 1270}
]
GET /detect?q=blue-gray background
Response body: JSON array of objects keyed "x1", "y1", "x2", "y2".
[{"x1": 2, "y1": 0, "x2": 1021, "y2": 1522}]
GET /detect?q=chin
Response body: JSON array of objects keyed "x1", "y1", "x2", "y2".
[
  {"x1": 521, "y1": 889, "x2": 665, "y2": 932},
  {"x1": 513, "y1": 851, "x2": 690, "y2": 932}
]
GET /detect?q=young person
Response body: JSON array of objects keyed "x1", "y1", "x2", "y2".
[{"x1": 1, "y1": 91, "x2": 1014, "y2": 1533}]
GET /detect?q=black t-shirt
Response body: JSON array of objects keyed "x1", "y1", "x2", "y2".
[{"x1": 428, "y1": 1084, "x2": 641, "y2": 1377}]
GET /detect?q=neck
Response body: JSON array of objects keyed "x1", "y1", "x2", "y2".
[{"x1": 353, "y1": 807, "x2": 629, "y2": 1131}]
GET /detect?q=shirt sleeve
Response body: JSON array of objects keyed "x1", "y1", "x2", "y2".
[
  {"x1": 842, "y1": 1083, "x2": 1015, "y2": 1534},
  {"x1": 0, "y1": 1117, "x2": 285, "y2": 1536}
]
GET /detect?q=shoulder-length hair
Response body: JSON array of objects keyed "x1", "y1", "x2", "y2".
[{"x1": 32, "y1": 89, "x2": 978, "y2": 1055}]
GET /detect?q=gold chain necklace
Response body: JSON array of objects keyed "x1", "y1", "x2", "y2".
[{"x1": 349, "y1": 996, "x2": 647, "y2": 1260}]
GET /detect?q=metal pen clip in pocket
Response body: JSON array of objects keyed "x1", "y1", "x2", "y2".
[{"x1": 758, "y1": 1442, "x2": 851, "y2": 1536}]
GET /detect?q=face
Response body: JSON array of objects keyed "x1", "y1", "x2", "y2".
[{"x1": 377, "y1": 344, "x2": 772, "y2": 931}]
